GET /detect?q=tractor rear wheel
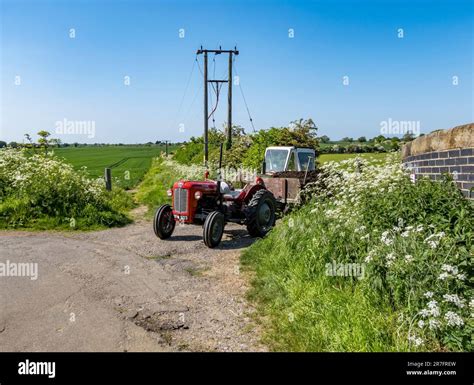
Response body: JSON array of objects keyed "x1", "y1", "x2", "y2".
[
  {"x1": 203, "y1": 211, "x2": 225, "y2": 248},
  {"x1": 153, "y1": 204, "x2": 175, "y2": 239},
  {"x1": 245, "y1": 189, "x2": 276, "y2": 237}
]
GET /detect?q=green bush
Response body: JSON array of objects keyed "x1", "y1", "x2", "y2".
[
  {"x1": 174, "y1": 119, "x2": 319, "y2": 170},
  {"x1": 242, "y1": 155, "x2": 473, "y2": 351},
  {"x1": 0, "y1": 148, "x2": 133, "y2": 229}
]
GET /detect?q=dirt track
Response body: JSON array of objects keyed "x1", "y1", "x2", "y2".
[{"x1": 0, "y1": 208, "x2": 265, "y2": 352}]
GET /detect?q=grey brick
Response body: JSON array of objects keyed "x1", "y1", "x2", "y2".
[
  {"x1": 468, "y1": 157, "x2": 474, "y2": 164},
  {"x1": 460, "y1": 148, "x2": 473, "y2": 156},
  {"x1": 462, "y1": 182, "x2": 474, "y2": 191},
  {"x1": 448, "y1": 149, "x2": 461, "y2": 158},
  {"x1": 461, "y1": 165, "x2": 474, "y2": 173},
  {"x1": 445, "y1": 158, "x2": 456, "y2": 165},
  {"x1": 449, "y1": 166, "x2": 461, "y2": 173},
  {"x1": 439, "y1": 151, "x2": 449, "y2": 158},
  {"x1": 463, "y1": 174, "x2": 474, "y2": 181},
  {"x1": 435, "y1": 159, "x2": 445, "y2": 166},
  {"x1": 455, "y1": 157, "x2": 468, "y2": 165}
]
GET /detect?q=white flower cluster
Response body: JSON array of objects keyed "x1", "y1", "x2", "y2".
[
  {"x1": 444, "y1": 311, "x2": 464, "y2": 327},
  {"x1": 0, "y1": 147, "x2": 110, "y2": 213},
  {"x1": 438, "y1": 264, "x2": 466, "y2": 281},
  {"x1": 408, "y1": 334, "x2": 424, "y2": 347},
  {"x1": 442, "y1": 294, "x2": 465, "y2": 308},
  {"x1": 311, "y1": 154, "x2": 408, "y2": 224},
  {"x1": 419, "y1": 299, "x2": 441, "y2": 318},
  {"x1": 162, "y1": 158, "x2": 207, "y2": 181},
  {"x1": 424, "y1": 232, "x2": 445, "y2": 249}
]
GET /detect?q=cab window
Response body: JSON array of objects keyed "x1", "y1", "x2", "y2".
[
  {"x1": 297, "y1": 152, "x2": 315, "y2": 171},
  {"x1": 265, "y1": 149, "x2": 289, "y2": 172},
  {"x1": 287, "y1": 151, "x2": 296, "y2": 171}
]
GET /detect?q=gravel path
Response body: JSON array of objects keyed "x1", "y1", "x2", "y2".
[{"x1": 0, "y1": 208, "x2": 266, "y2": 352}]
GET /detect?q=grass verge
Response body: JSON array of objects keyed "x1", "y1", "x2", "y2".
[{"x1": 241, "y1": 155, "x2": 473, "y2": 352}]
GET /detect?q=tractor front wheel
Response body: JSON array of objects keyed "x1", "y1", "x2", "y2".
[
  {"x1": 203, "y1": 211, "x2": 225, "y2": 248},
  {"x1": 153, "y1": 204, "x2": 175, "y2": 239},
  {"x1": 245, "y1": 189, "x2": 276, "y2": 237}
]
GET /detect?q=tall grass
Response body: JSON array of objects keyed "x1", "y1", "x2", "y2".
[
  {"x1": 136, "y1": 156, "x2": 207, "y2": 214},
  {"x1": 242, "y1": 155, "x2": 473, "y2": 351}
]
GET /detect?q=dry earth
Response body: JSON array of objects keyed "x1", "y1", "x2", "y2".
[{"x1": 0, "y1": 207, "x2": 266, "y2": 352}]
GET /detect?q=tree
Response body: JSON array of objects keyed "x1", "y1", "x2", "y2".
[
  {"x1": 373, "y1": 135, "x2": 386, "y2": 144},
  {"x1": 37, "y1": 130, "x2": 51, "y2": 151},
  {"x1": 357, "y1": 136, "x2": 367, "y2": 142},
  {"x1": 0, "y1": 140, "x2": 7, "y2": 148},
  {"x1": 8, "y1": 141, "x2": 18, "y2": 148},
  {"x1": 49, "y1": 138, "x2": 62, "y2": 148},
  {"x1": 23, "y1": 133, "x2": 34, "y2": 149},
  {"x1": 319, "y1": 135, "x2": 330, "y2": 143},
  {"x1": 402, "y1": 132, "x2": 415, "y2": 142}
]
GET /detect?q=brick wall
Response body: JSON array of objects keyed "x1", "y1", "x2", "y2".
[{"x1": 402, "y1": 123, "x2": 474, "y2": 199}]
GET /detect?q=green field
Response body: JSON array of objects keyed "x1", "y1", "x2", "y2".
[
  {"x1": 52, "y1": 145, "x2": 390, "y2": 191},
  {"x1": 318, "y1": 152, "x2": 391, "y2": 164},
  {"x1": 54, "y1": 145, "x2": 174, "y2": 189}
]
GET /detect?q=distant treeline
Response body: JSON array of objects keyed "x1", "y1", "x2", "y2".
[
  {"x1": 0, "y1": 140, "x2": 186, "y2": 149},
  {"x1": 319, "y1": 133, "x2": 418, "y2": 154}
]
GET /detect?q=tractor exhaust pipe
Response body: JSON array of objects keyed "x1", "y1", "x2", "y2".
[
  {"x1": 216, "y1": 142, "x2": 223, "y2": 209},
  {"x1": 218, "y1": 142, "x2": 223, "y2": 178}
]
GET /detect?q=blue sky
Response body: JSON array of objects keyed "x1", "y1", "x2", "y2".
[{"x1": 1, "y1": 0, "x2": 472, "y2": 143}]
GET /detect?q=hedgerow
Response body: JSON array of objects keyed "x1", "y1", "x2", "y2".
[{"x1": 0, "y1": 148, "x2": 133, "y2": 229}]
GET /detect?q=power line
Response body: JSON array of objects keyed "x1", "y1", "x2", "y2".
[
  {"x1": 175, "y1": 58, "x2": 197, "y2": 122},
  {"x1": 233, "y1": 62, "x2": 256, "y2": 132}
]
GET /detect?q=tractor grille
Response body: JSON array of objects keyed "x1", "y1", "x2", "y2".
[{"x1": 174, "y1": 188, "x2": 188, "y2": 213}]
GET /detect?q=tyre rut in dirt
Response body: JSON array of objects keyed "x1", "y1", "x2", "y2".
[
  {"x1": 153, "y1": 204, "x2": 175, "y2": 239},
  {"x1": 245, "y1": 189, "x2": 276, "y2": 237},
  {"x1": 203, "y1": 211, "x2": 225, "y2": 248}
]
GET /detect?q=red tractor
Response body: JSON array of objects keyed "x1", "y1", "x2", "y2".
[
  {"x1": 153, "y1": 145, "x2": 316, "y2": 248},
  {"x1": 153, "y1": 177, "x2": 276, "y2": 248}
]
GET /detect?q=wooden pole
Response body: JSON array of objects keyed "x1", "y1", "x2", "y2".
[
  {"x1": 204, "y1": 51, "x2": 209, "y2": 167},
  {"x1": 105, "y1": 168, "x2": 112, "y2": 191},
  {"x1": 226, "y1": 52, "x2": 233, "y2": 150}
]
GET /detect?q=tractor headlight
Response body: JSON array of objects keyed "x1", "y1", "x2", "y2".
[
  {"x1": 167, "y1": 189, "x2": 173, "y2": 197},
  {"x1": 194, "y1": 191, "x2": 202, "y2": 200}
]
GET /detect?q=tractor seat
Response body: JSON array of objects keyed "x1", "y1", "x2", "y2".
[
  {"x1": 220, "y1": 182, "x2": 243, "y2": 201},
  {"x1": 223, "y1": 189, "x2": 243, "y2": 201}
]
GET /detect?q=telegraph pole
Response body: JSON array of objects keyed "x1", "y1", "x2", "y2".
[
  {"x1": 203, "y1": 51, "x2": 209, "y2": 166},
  {"x1": 227, "y1": 52, "x2": 233, "y2": 150},
  {"x1": 196, "y1": 46, "x2": 239, "y2": 165}
]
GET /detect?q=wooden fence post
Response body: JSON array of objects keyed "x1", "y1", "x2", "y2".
[{"x1": 105, "y1": 168, "x2": 112, "y2": 191}]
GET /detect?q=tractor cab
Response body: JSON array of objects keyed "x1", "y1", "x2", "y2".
[{"x1": 264, "y1": 146, "x2": 315, "y2": 173}]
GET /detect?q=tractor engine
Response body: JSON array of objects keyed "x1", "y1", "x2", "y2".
[{"x1": 168, "y1": 180, "x2": 218, "y2": 224}]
